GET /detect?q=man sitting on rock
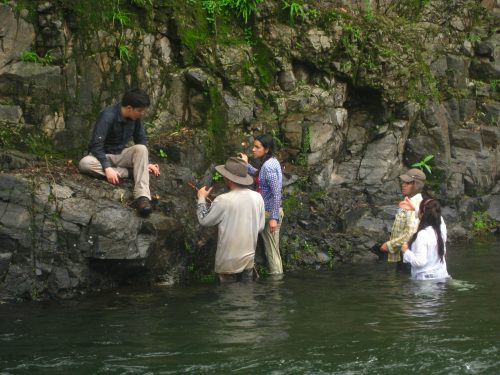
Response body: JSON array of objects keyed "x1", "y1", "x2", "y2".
[
  {"x1": 196, "y1": 157, "x2": 265, "y2": 283},
  {"x1": 78, "y1": 88, "x2": 160, "y2": 217},
  {"x1": 379, "y1": 168, "x2": 426, "y2": 269}
]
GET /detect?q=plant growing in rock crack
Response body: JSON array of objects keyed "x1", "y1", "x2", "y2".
[
  {"x1": 244, "y1": 26, "x2": 254, "y2": 45},
  {"x1": 490, "y1": 79, "x2": 500, "y2": 93},
  {"x1": 20, "y1": 50, "x2": 53, "y2": 65},
  {"x1": 296, "y1": 127, "x2": 311, "y2": 166},
  {"x1": 202, "y1": 0, "x2": 263, "y2": 32},
  {"x1": 112, "y1": 5, "x2": 131, "y2": 29},
  {"x1": 118, "y1": 44, "x2": 130, "y2": 60},
  {"x1": 282, "y1": 0, "x2": 305, "y2": 23},
  {"x1": 412, "y1": 154, "x2": 434, "y2": 174}
]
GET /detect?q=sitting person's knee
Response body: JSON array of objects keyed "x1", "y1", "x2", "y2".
[
  {"x1": 132, "y1": 144, "x2": 148, "y2": 154},
  {"x1": 78, "y1": 156, "x2": 92, "y2": 173}
]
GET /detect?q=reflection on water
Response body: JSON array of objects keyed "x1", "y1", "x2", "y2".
[
  {"x1": 0, "y1": 239, "x2": 499, "y2": 374},
  {"x1": 208, "y1": 279, "x2": 289, "y2": 345}
]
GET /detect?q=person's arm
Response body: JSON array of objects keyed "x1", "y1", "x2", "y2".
[
  {"x1": 263, "y1": 162, "x2": 282, "y2": 221},
  {"x1": 196, "y1": 187, "x2": 223, "y2": 226},
  {"x1": 88, "y1": 111, "x2": 113, "y2": 170},
  {"x1": 133, "y1": 119, "x2": 148, "y2": 145},
  {"x1": 258, "y1": 197, "x2": 265, "y2": 232},
  {"x1": 247, "y1": 163, "x2": 258, "y2": 176},
  {"x1": 386, "y1": 210, "x2": 417, "y2": 253},
  {"x1": 402, "y1": 230, "x2": 429, "y2": 267},
  {"x1": 238, "y1": 153, "x2": 258, "y2": 176}
]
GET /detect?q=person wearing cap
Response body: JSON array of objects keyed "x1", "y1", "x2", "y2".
[
  {"x1": 196, "y1": 157, "x2": 265, "y2": 282},
  {"x1": 379, "y1": 168, "x2": 427, "y2": 267}
]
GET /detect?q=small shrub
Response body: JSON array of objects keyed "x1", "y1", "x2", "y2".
[
  {"x1": 20, "y1": 50, "x2": 53, "y2": 65},
  {"x1": 471, "y1": 211, "x2": 497, "y2": 233}
]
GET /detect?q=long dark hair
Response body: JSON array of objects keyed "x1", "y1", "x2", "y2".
[
  {"x1": 407, "y1": 198, "x2": 445, "y2": 262},
  {"x1": 255, "y1": 133, "x2": 275, "y2": 164}
]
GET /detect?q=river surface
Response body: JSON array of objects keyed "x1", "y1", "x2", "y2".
[{"x1": 1, "y1": 239, "x2": 499, "y2": 374}]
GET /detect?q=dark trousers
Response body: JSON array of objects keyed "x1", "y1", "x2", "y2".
[{"x1": 218, "y1": 268, "x2": 254, "y2": 283}]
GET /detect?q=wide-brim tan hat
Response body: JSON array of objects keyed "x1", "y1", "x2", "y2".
[
  {"x1": 400, "y1": 168, "x2": 426, "y2": 182},
  {"x1": 215, "y1": 157, "x2": 254, "y2": 186}
]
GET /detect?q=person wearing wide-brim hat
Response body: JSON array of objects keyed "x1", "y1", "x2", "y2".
[
  {"x1": 379, "y1": 168, "x2": 426, "y2": 268},
  {"x1": 196, "y1": 157, "x2": 265, "y2": 282}
]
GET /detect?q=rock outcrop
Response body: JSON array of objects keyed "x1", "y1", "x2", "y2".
[{"x1": 0, "y1": 0, "x2": 499, "y2": 300}]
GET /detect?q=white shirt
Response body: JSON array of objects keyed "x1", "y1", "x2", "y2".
[
  {"x1": 403, "y1": 219, "x2": 450, "y2": 280},
  {"x1": 197, "y1": 188, "x2": 265, "y2": 274}
]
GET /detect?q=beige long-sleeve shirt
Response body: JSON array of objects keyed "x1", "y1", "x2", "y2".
[{"x1": 197, "y1": 188, "x2": 265, "y2": 274}]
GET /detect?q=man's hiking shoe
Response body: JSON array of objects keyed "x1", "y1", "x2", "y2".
[{"x1": 132, "y1": 196, "x2": 152, "y2": 218}]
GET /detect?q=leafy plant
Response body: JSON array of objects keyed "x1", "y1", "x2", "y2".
[
  {"x1": 244, "y1": 26, "x2": 253, "y2": 45},
  {"x1": 490, "y1": 79, "x2": 500, "y2": 93},
  {"x1": 471, "y1": 211, "x2": 497, "y2": 233},
  {"x1": 296, "y1": 127, "x2": 311, "y2": 166},
  {"x1": 412, "y1": 154, "x2": 434, "y2": 174},
  {"x1": 308, "y1": 8, "x2": 318, "y2": 18},
  {"x1": 112, "y1": 6, "x2": 131, "y2": 28},
  {"x1": 282, "y1": 0, "x2": 305, "y2": 23},
  {"x1": 159, "y1": 149, "x2": 167, "y2": 158},
  {"x1": 466, "y1": 32, "x2": 481, "y2": 43},
  {"x1": 212, "y1": 171, "x2": 223, "y2": 181},
  {"x1": 229, "y1": 0, "x2": 263, "y2": 24},
  {"x1": 24, "y1": 133, "x2": 62, "y2": 158},
  {"x1": 202, "y1": 0, "x2": 263, "y2": 25},
  {"x1": 20, "y1": 50, "x2": 53, "y2": 65},
  {"x1": 341, "y1": 23, "x2": 363, "y2": 57},
  {"x1": 118, "y1": 44, "x2": 130, "y2": 60},
  {"x1": 0, "y1": 123, "x2": 22, "y2": 149}
]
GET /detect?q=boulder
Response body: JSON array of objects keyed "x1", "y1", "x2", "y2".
[{"x1": 487, "y1": 195, "x2": 500, "y2": 221}]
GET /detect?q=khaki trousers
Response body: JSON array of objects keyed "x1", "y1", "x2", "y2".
[
  {"x1": 78, "y1": 144, "x2": 151, "y2": 200},
  {"x1": 262, "y1": 208, "x2": 284, "y2": 274}
]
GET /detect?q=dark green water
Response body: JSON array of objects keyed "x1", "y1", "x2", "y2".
[{"x1": 1, "y1": 239, "x2": 499, "y2": 374}]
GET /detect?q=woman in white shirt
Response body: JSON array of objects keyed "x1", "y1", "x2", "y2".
[{"x1": 401, "y1": 198, "x2": 450, "y2": 280}]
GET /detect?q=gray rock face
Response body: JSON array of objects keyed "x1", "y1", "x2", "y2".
[
  {"x1": 358, "y1": 132, "x2": 399, "y2": 186},
  {"x1": 0, "y1": 4, "x2": 35, "y2": 69},
  {"x1": 0, "y1": 171, "x2": 197, "y2": 301},
  {"x1": 487, "y1": 195, "x2": 500, "y2": 221}
]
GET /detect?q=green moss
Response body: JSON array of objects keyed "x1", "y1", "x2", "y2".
[
  {"x1": 205, "y1": 86, "x2": 228, "y2": 163},
  {"x1": 0, "y1": 123, "x2": 22, "y2": 150},
  {"x1": 282, "y1": 195, "x2": 300, "y2": 215},
  {"x1": 167, "y1": 1, "x2": 212, "y2": 65},
  {"x1": 252, "y1": 39, "x2": 276, "y2": 88}
]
